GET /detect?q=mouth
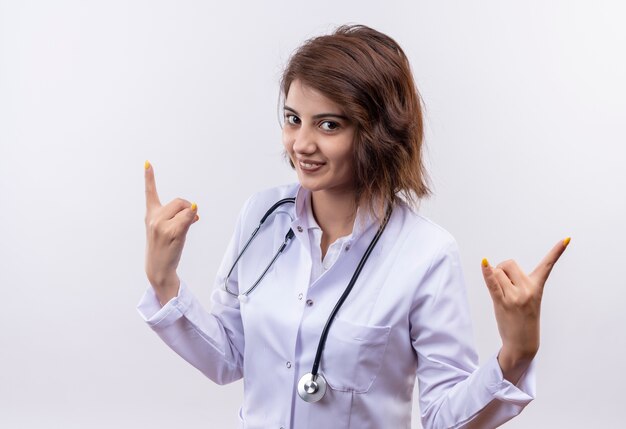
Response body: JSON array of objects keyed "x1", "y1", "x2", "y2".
[{"x1": 298, "y1": 160, "x2": 326, "y2": 171}]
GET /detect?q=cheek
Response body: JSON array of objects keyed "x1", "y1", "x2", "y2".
[
  {"x1": 339, "y1": 143, "x2": 356, "y2": 178},
  {"x1": 342, "y1": 157, "x2": 355, "y2": 178},
  {"x1": 282, "y1": 129, "x2": 294, "y2": 151},
  {"x1": 337, "y1": 138, "x2": 355, "y2": 169}
]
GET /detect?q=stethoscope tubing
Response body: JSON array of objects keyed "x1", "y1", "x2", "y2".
[
  {"x1": 222, "y1": 195, "x2": 392, "y2": 402},
  {"x1": 223, "y1": 197, "x2": 296, "y2": 297},
  {"x1": 309, "y1": 205, "x2": 392, "y2": 377},
  {"x1": 242, "y1": 228, "x2": 294, "y2": 297}
]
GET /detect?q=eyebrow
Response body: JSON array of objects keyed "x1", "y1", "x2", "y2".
[{"x1": 283, "y1": 105, "x2": 349, "y2": 121}]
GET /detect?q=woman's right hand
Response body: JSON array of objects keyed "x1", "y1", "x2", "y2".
[{"x1": 144, "y1": 161, "x2": 199, "y2": 305}]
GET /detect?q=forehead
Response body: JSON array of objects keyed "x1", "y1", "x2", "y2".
[{"x1": 285, "y1": 80, "x2": 344, "y2": 114}]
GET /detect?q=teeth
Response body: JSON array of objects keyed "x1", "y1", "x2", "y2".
[{"x1": 300, "y1": 161, "x2": 321, "y2": 168}]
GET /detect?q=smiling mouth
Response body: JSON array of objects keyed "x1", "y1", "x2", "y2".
[{"x1": 298, "y1": 160, "x2": 325, "y2": 170}]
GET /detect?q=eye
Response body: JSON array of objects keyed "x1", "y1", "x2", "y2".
[
  {"x1": 285, "y1": 114, "x2": 300, "y2": 126},
  {"x1": 320, "y1": 121, "x2": 340, "y2": 131}
]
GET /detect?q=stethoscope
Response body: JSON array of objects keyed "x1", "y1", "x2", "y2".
[{"x1": 224, "y1": 197, "x2": 392, "y2": 402}]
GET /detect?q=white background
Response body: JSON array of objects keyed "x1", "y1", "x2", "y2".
[{"x1": 1, "y1": 1, "x2": 624, "y2": 428}]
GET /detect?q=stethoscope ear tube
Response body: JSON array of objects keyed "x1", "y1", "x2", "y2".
[
  {"x1": 260, "y1": 197, "x2": 297, "y2": 224},
  {"x1": 224, "y1": 225, "x2": 261, "y2": 295},
  {"x1": 239, "y1": 228, "x2": 294, "y2": 297},
  {"x1": 223, "y1": 198, "x2": 296, "y2": 297}
]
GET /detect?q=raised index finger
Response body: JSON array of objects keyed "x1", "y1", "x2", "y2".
[
  {"x1": 144, "y1": 161, "x2": 162, "y2": 210},
  {"x1": 530, "y1": 237, "x2": 571, "y2": 285}
]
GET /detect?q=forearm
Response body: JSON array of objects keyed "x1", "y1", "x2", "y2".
[
  {"x1": 422, "y1": 354, "x2": 536, "y2": 429},
  {"x1": 137, "y1": 281, "x2": 244, "y2": 385}
]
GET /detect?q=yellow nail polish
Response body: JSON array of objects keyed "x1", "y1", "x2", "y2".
[
  {"x1": 563, "y1": 237, "x2": 571, "y2": 247},
  {"x1": 482, "y1": 258, "x2": 489, "y2": 267},
  {"x1": 144, "y1": 160, "x2": 151, "y2": 170},
  {"x1": 191, "y1": 202, "x2": 197, "y2": 211}
]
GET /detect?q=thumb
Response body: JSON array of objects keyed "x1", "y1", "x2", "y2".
[{"x1": 481, "y1": 258, "x2": 504, "y2": 301}]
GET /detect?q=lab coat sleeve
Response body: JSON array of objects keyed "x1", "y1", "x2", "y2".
[
  {"x1": 136, "y1": 195, "x2": 255, "y2": 385},
  {"x1": 410, "y1": 239, "x2": 535, "y2": 429}
]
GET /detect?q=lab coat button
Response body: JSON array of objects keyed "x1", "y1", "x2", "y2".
[
  {"x1": 286, "y1": 361, "x2": 292, "y2": 368},
  {"x1": 298, "y1": 293, "x2": 303, "y2": 300},
  {"x1": 345, "y1": 244, "x2": 351, "y2": 251},
  {"x1": 297, "y1": 226, "x2": 303, "y2": 232},
  {"x1": 306, "y1": 299, "x2": 314, "y2": 307}
]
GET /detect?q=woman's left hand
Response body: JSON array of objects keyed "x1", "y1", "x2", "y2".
[{"x1": 481, "y1": 238, "x2": 570, "y2": 384}]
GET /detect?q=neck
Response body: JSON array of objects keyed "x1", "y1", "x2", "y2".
[{"x1": 310, "y1": 189, "x2": 358, "y2": 240}]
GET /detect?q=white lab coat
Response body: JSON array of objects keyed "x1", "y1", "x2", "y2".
[{"x1": 137, "y1": 183, "x2": 535, "y2": 429}]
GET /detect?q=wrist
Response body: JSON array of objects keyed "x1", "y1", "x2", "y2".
[
  {"x1": 497, "y1": 346, "x2": 535, "y2": 384},
  {"x1": 147, "y1": 272, "x2": 181, "y2": 305},
  {"x1": 498, "y1": 348, "x2": 535, "y2": 368}
]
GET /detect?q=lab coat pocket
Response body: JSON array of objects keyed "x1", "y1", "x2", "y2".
[{"x1": 322, "y1": 317, "x2": 391, "y2": 393}]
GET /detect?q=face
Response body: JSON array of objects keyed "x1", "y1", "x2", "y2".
[{"x1": 282, "y1": 79, "x2": 356, "y2": 196}]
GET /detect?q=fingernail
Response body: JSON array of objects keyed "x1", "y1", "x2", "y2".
[
  {"x1": 191, "y1": 202, "x2": 197, "y2": 211},
  {"x1": 481, "y1": 258, "x2": 489, "y2": 267},
  {"x1": 563, "y1": 237, "x2": 571, "y2": 247},
  {"x1": 144, "y1": 160, "x2": 151, "y2": 170}
]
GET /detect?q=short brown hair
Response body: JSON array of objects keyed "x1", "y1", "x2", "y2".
[{"x1": 281, "y1": 24, "x2": 430, "y2": 218}]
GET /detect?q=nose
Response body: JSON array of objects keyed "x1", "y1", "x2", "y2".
[{"x1": 290, "y1": 125, "x2": 316, "y2": 155}]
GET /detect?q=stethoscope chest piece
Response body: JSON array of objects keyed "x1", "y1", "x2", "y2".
[{"x1": 297, "y1": 372, "x2": 327, "y2": 403}]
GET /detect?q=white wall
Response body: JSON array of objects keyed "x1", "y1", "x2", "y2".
[{"x1": 1, "y1": 1, "x2": 624, "y2": 427}]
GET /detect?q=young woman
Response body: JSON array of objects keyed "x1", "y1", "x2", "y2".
[{"x1": 139, "y1": 25, "x2": 569, "y2": 428}]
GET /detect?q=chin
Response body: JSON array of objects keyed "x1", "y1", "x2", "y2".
[
  {"x1": 297, "y1": 178, "x2": 326, "y2": 192},
  {"x1": 297, "y1": 177, "x2": 355, "y2": 196}
]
